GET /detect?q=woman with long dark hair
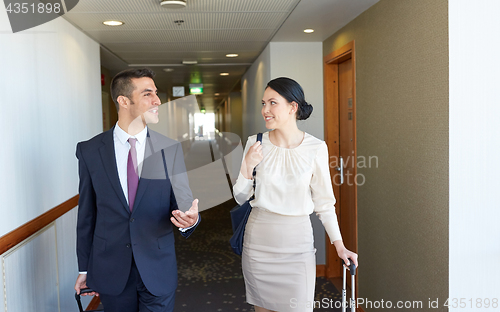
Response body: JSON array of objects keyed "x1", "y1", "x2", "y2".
[{"x1": 233, "y1": 77, "x2": 358, "y2": 312}]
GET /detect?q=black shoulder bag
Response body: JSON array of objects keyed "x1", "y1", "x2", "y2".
[{"x1": 229, "y1": 133, "x2": 262, "y2": 255}]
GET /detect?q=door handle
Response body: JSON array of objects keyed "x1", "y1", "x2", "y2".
[{"x1": 335, "y1": 156, "x2": 344, "y2": 185}]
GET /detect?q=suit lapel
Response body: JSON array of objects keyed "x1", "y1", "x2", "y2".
[{"x1": 99, "y1": 128, "x2": 129, "y2": 213}]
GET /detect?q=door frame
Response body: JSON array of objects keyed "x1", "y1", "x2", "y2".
[{"x1": 323, "y1": 40, "x2": 358, "y2": 293}]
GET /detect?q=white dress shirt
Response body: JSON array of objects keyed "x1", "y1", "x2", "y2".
[{"x1": 114, "y1": 123, "x2": 196, "y2": 231}]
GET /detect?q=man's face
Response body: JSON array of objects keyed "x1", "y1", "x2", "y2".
[{"x1": 127, "y1": 77, "x2": 161, "y2": 124}]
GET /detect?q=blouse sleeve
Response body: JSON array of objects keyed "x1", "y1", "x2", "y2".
[
  {"x1": 232, "y1": 136, "x2": 256, "y2": 205},
  {"x1": 310, "y1": 142, "x2": 343, "y2": 243}
]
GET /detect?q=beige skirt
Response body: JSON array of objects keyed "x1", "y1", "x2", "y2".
[{"x1": 242, "y1": 207, "x2": 316, "y2": 312}]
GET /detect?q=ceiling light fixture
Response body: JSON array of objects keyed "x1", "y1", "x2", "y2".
[
  {"x1": 160, "y1": 0, "x2": 187, "y2": 9},
  {"x1": 182, "y1": 60, "x2": 198, "y2": 65},
  {"x1": 220, "y1": 73, "x2": 229, "y2": 76},
  {"x1": 103, "y1": 20, "x2": 124, "y2": 26},
  {"x1": 214, "y1": 93, "x2": 220, "y2": 96},
  {"x1": 163, "y1": 68, "x2": 174, "y2": 72},
  {"x1": 304, "y1": 29, "x2": 314, "y2": 33},
  {"x1": 226, "y1": 54, "x2": 238, "y2": 58}
]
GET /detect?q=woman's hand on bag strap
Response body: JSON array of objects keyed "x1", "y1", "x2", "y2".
[{"x1": 242, "y1": 141, "x2": 263, "y2": 179}]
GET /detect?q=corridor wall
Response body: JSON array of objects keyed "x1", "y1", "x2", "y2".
[
  {"x1": 227, "y1": 91, "x2": 243, "y2": 141},
  {"x1": 0, "y1": 6, "x2": 101, "y2": 312},
  {"x1": 269, "y1": 42, "x2": 324, "y2": 139},
  {"x1": 323, "y1": 0, "x2": 449, "y2": 310},
  {"x1": 241, "y1": 44, "x2": 271, "y2": 143}
]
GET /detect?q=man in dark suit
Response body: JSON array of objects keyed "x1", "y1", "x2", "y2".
[{"x1": 74, "y1": 68, "x2": 200, "y2": 312}]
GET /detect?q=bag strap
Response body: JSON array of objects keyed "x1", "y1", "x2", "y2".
[
  {"x1": 161, "y1": 149, "x2": 168, "y2": 178},
  {"x1": 251, "y1": 133, "x2": 263, "y2": 194}
]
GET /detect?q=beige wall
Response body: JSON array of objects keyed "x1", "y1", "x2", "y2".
[
  {"x1": 323, "y1": 0, "x2": 448, "y2": 310},
  {"x1": 101, "y1": 66, "x2": 118, "y2": 131},
  {"x1": 241, "y1": 44, "x2": 271, "y2": 143},
  {"x1": 228, "y1": 91, "x2": 243, "y2": 140}
]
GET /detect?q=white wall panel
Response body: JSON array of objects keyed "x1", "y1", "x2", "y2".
[
  {"x1": 56, "y1": 207, "x2": 91, "y2": 312},
  {"x1": 3, "y1": 226, "x2": 59, "y2": 312},
  {"x1": 0, "y1": 6, "x2": 101, "y2": 237},
  {"x1": 449, "y1": 1, "x2": 500, "y2": 310},
  {"x1": 0, "y1": 257, "x2": 4, "y2": 312}
]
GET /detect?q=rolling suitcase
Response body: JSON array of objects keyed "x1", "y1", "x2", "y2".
[
  {"x1": 342, "y1": 259, "x2": 357, "y2": 312},
  {"x1": 75, "y1": 288, "x2": 103, "y2": 312}
]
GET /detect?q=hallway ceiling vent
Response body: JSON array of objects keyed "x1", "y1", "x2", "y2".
[{"x1": 160, "y1": 0, "x2": 187, "y2": 9}]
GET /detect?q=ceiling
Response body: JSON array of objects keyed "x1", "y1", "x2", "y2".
[{"x1": 63, "y1": 0, "x2": 378, "y2": 112}]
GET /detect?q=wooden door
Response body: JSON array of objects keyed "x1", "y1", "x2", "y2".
[
  {"x1": 323, "y1": 41, "x2": 358, "y2": 297},
  {"x1": 338, "y1": 58, "x2": 356, "y2": 263}
]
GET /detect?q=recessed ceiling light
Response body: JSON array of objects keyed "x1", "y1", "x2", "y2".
[
  {"x1": 160, "y1": 0, "x2": 187, "y2": 9},
  {"x1": 214, "y1": 93, "x2": 220, "y2": 96},
  {"x1": 226, "y1": 54, "x2": 238, "y2": 58},
  {"x1": 182, "y1": 60, "x2": 198, "y2": 65},
  {"x1": 103, "y1": 20, "x2": 124, "y2": 26},
  {"x1": 163, "y1": 68, "x2": 174, "y2": 72},
  {"x1": 304, "y1": 29, "x2": 314, "y2": 33},
  {"x1": 220, "y1": 73, "x2": 229, "y2": 76}
]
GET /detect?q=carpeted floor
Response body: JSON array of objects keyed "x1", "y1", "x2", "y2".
[{"x1": 173, "y1": 200, "x2": 343, "y2": 312}]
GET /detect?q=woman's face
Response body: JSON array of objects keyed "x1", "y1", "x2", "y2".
[{"x1": 261, "y1": 87, "x2": 296, "y2": 130}]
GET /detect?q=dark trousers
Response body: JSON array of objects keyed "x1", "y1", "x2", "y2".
[{"x1": 99, "y1": 259, "x2": 175, "y2": 312}]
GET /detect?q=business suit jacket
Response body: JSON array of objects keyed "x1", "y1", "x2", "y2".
[{"x1": 76, "y1": 127, "x2": 198, "y2": 296}]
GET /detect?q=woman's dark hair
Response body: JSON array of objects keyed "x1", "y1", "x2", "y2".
[{"x1": 266, "y1": 77, "x2": 313, "y2": 120}]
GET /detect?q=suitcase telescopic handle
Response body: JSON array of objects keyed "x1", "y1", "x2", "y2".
[
  {"x1": 75, "y1": 288, "x2": 97, "y2": 312},
  {"x1": 341, "y1": 259, "x2": 357, "y2": 312},
  {"x1": 79, "y1": 288, "x2": 97, "y2": 295},
  {"x1": 342, "y1": 259, "x2": 357, "y2": 276}
]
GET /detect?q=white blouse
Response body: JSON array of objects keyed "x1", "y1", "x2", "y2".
[{"x1": 233, "y1": 131, "x2": 342, "y2": 243}]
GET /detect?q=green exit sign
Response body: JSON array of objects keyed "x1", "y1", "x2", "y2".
[{"x1": 189, "y1": 84, "x2": 203, "y2": 94}]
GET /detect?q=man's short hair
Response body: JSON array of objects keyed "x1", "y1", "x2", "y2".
[{"x1": 110, "y1": 68, "x2": 156, "y2": 111}]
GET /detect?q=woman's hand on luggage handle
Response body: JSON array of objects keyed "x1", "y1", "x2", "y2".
[
  {"x1": 74, "y1": 274, "x2": 99, "y2": 296},
  {"x1": 333, "y1": 240, "x2": 358, "y2": 269},
  {"x1": 241, "y1": 141, "x2": 263, "y2": 179}
]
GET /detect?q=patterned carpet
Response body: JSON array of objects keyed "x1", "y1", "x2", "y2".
[{"x1": 173, "y1": 199, "x2": 343, "y2": 312}]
